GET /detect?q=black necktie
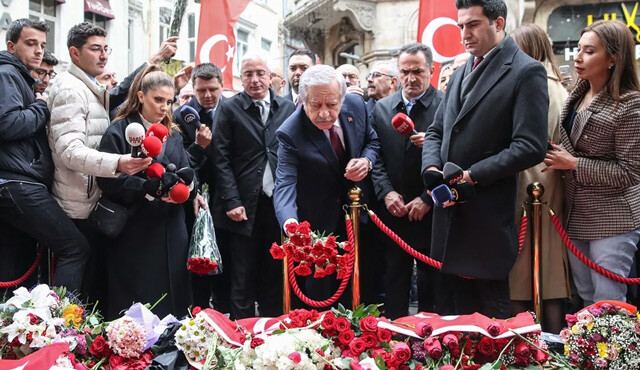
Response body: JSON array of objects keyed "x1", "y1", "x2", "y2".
[{"x1": 329, "y1": 126, "x2": 347, "y2": 169}]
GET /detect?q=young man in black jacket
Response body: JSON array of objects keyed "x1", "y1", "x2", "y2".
[{"x1": 0, "y1": 19, "x2": 89, "y2": 293}]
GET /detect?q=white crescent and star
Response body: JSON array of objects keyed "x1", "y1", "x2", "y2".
[
  {"x1": 421, "y1": 16, "x2": 461, "y2": 63},
  {"x1": 199, "y1": 34, "x2": 235, "y2": 73}
]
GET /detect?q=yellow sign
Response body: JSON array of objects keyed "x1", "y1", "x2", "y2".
[{"x1": 587, "y1": 2, "x2": 640, "y2": 42}]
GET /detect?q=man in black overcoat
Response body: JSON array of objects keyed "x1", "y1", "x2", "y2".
[{"x1": 422, "y1": 0, "x2": 548, "y2": 318}]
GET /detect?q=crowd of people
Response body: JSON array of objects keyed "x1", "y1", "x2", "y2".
[{"x1": 1, "y1": 0, "x2": 639, "y2": 333}]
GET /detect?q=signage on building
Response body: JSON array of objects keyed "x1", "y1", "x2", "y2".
[{"x1": 548, "y1": 2, "x2": 640, "y2": 60}]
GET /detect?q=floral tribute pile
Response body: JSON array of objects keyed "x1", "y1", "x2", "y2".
[
  {"x1": 0, "y1": 284, "x2": 177, "y2": 369},
  {"x1": 560, "y1": 301, "x2": 640, "y2": 369},
  {"x1": 270, "y1": 221, "x2": 353, "y2": 279}
]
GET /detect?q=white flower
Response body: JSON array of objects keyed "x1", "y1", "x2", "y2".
[{"x1": 358, "y1": 357, "x2": 381, "y2": 370}]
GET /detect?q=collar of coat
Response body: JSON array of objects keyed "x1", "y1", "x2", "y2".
[
  {"x1": 66, "y1": 62, "x2": 108, "y2": 107},
  {"x1": 391, "y1": 85, "x2": 438, "y2": 112}
]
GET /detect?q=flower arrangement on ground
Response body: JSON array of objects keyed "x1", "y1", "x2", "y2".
[
  {"x1": 561, "y1": 301, "x2": 640, "y2": 369},
  {"x1": 270, "y1": 221, "x2": 353, "y2": 279}
]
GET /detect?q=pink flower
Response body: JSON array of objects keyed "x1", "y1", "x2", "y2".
[
  {"x1": 392, "y1": 342, "x2": 411, "y2": 363},
  {"x1": 288, "y1": 351, "x2": 301, "y2": 364},
  {"x1": 559, "y1": 328, "x2": 572, "y2": 342},
  {"x1": 487, "y1": 322, "x2": 502, "y2": 336},
  {"x1": 415, "y1": 321, "x2": 433, "y2": 337},
  {"x1": 440, "y1": 366, "x2": 455, "y2": 370},
  {"x1": 608, "y1": 344, "x2": 619, "y2": 361},
  {"x1": 106, "y1": 317, "x2": 147, "y2": 358},
  {"x1": 577, "y1": 310, "x2": 595, "y2": 324},
  {"x1": 634, "y1": 321, "x2": 640, "y2": 336}
]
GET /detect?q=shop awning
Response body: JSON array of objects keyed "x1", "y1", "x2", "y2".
[{"x1": 84, "y1": 0, "x2": 114, "y2": 19}]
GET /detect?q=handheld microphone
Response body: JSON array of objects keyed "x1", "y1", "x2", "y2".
[
  {"x1": 443, "y1": 162, "x2": 464, "y2": 185},
  {"x1": 391, "y1": 113, "x2": 419, "y2": 136},
  {"x1": 125, "y1": 123, "x2": 145, "y2": 158},
  {"x1": 179, "y1": 105, "x2": 200, "y2": 126},
  {"x1": 450, "y1": 181, "x2": 475, "y2": 203},
  {"x1": 146, "y1": 162, "x2": 165, "y2": 178},
  {"x1": 146, "y1": 123, "x2": 169, "y2": 143},
  {"x1": 141, "y1": 136, "x2": 163, "y2": 158},
  {"x1": 176, "y1": 167, "x2": 195, "y2": 186},
  {"x1": 169, "y1": 182, "x2": 190, "y2": 203},
  {"x1": 422, "y1": 169, "x2": 444, "y2": 191},
  {"x1": 431, "y1": 184, "x2": 454, "y2": 208}
]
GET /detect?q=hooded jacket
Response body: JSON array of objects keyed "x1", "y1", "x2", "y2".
[{"x1": 0, "y1": 51, "x2": 53, "y2": 186}]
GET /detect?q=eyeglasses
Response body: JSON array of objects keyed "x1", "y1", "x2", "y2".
[
  {"x1": 341, "y1": 73, "x2": 359, "y2": 80},
  {"x1": 270, "y1": 72, "x2": 283, "y2": 79},
  {"x1": 35, "y1": 69, "x2": 57, "y2": 79},
  {"x1": 241, "y1": 70, "x2": 268, "y2": 79},
  {"x1": 366, "y1": 72, "x2": 391, "y2": 80},
  {"x1": 85, "y1": 45, "x2": 112, "y2": 55}
]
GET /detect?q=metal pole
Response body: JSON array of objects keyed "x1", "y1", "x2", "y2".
[
  {"x1": 282, "y1": 232, "x2": 291, "y2": 314},
  {"x1": 526, "y1": 182, "x2": 545, "y2": 321},
  {"x1": 348, "y1": 187, "x2": 362, "y2": 309}
]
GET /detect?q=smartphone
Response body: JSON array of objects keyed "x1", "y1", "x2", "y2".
[{"x1": 559, "y1": 65, "x2": 570, "y2": 75}]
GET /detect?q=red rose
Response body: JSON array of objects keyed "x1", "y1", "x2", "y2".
[
  {"x1": 349, "y1": 338, "x2": 367, "y2": 355},
  {"x1": 337, "y1": 267, "x2": 350, "y2": 279},
  {"x1": 442, "y1": 333, "x2": 459, "y2": 350},
  {"x1": 89, "y1": 335, "x2": 110, "y2": 358},
  {"x1": 338, "y1": 330, "x2": 355, "y2": 345},
  {"x1": 415, "y1": 365, "x2": 423, "y2": 370},
  {"x1": 192, "y1": 306, "x2": 202, "y2": 315},
  {"x1": 392, "y1": 342, "x2": 411, "y2": 363},
  {"x1": 423, "y1": 337, "x2": 443, "y2": 359},
  {"x1": 477, "y1": 337, "x2": 495, "y2": 357},
  {"x1": 141, "y1": 351, "x2": 154, "y2": 363},
  {"x1": 323, "y1": 327, "x2": 337, "y2": 337},
  {"x1": 359, "y1": 315, "x2": 378, "y2": 333},
  {"x1": 361, "y1": 332, "x2": 378, "y2": 348},
  {"x1": 288, "y1": 352, "x2": 301, "y2": 364},
  {"x1": 109, "y1": 355, "x2": 124, "y2": 367},
  {"x1": 322, "y1": 312, "x2": 337, "y2": 329},
  {"x1": 514, "y1": 354, "x2": 530, "y2": 367},
  {"x1": 534, "y1": 349, "x2": 549, "y2": 363},
  {"x1": 462, "y1": 365, "x2": 481, "y2": 370},
  {"x1": 250, "y1": 337, "x2": 264, "y2": 349},
  {"x1": 415, "y1": 321, "x2": 433, "y2": 337},
  {"x1": 324, "y1": 263, "x2": 336, "y2": 276},
  {"x1": 335, "y1": 317, "x2": 351, "y2": 332},
  {"x1": 514, "y1": 341, "x2": 530, "y2": 358},
  {"x1": 270, "y1": 243, "x2": 286, "y2": 259},
  {"x1": 27, "y1": 313, "x2": 39, "y2": 325},
  {"x1": 377, "y1": 328, "x2": 393, "y2": 342},
  {"x1": 487, "y1": 322, "x2": 502, "y2": 336},
  {"x1": 294, "y1": 263, "x2": 312, "y2": 276}
]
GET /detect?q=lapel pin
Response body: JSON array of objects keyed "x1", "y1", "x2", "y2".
[{"x1": 348, "y1": 117, "x2": 353, "y2": 122}]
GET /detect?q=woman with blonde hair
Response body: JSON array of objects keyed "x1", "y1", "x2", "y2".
[
  {"x1": 543, "y1": 20, "x2": 640, "y2": 307},
  {"x1": 509, "y1": 23, "x2": 571, "y2": 333},
  {"x1": 97, "y1": 65, "x2": 204, "y2": 319}
]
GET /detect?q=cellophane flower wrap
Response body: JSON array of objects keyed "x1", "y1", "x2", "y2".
[
  {"x1": 188, "y1": 190, "x2": 223, "y2": 275},
  {"x1": 270, "y1": 221, "x2": 353, "y2": 279},
  {"x1": 561, "y1": 302, "x2": 640, "y2": 369}
]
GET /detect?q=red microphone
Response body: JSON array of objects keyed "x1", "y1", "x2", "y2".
[
  {"x1": 146, "y1": 123, "x2": 169, "y2": 143},
  {"x1": 141, "y1": 136, "x2": 162, "y2": 157},
  {"x1": 169, "y1": 182, "x2": 190, "y2": 203},
  {"x1": 391, "y1": 113, "x2": 419, "y2": 136},
  {"x1": 146, "y1": 162, "x2": 165, "y2": 178}
]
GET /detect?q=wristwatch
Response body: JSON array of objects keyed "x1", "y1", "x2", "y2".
[{"x1": 365, "y1": 158, "x2": 372, "y2": 172}]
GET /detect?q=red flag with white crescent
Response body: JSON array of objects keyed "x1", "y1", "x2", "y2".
[
  {"x1": 0, "y1": 343, "x2": 69, "y2": 370},
  {"x1": 196, "y1": 0, "x2": 251, "y2": 87},
  {"x1": 417, "y1": 0, "x2": 466, "y2": 86}
]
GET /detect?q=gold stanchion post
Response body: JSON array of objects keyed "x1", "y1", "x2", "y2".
[
  {"x1": 348, "y1": 187, "x2": 362, "y2": 309},
  {"x1": 282, "y1": 234, "x2": 291, "y2": 314},
  {"x1": 526, "y1": 182, "x2": 545, "y2": 321}
]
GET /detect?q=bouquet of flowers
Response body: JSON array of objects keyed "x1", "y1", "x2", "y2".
[
  {"x1": 270, "y1": 221, "x2": 353, "y2": 279},
  {"x1": 561, "y1": 301, "x2": 640, "y2": 369},
  {"x1": 188, "y1": 189, "x2": 223, "y2": 275}
]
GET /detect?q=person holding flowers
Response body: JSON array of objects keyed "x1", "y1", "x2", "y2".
[
  {"x1": 97, "y1": 65, "x2": 205, "y2": 319},
  {"x1": 543, "y1": 20, "x2": 640, "y2": 306}
]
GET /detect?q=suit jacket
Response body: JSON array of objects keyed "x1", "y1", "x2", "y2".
[
  {"x1": 212, "y1": 89, "x2": 295, "y2": 236},
  {"x1": 560, "y1": 79, "x2": 640, "y2": 240},
  {"x1": 274, "y1": 94, "x2": 380, "y2": 235},
  {"x1": 365, "y1": 98, "x2": 376, "y2": 119},
  {"x1": 422, "y1": 35, "x2": 548, "y2": 279},
  {"x1": 284, "y1": 91, "x2": 294, "y2": 103},
  {"x1": 173, "y1": 95, "x2": 224, "y2": 190}
]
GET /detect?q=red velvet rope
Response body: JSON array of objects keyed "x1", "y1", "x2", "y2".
[
  {"x1": 517, "y1": 213, "x2": 528, "y2": 253},
  {"x1": 0, "y1": 246, "x2": 44, "y2": 288},
  {"x1": 550, "y1": 212, "x2": 640, "y2": 285},
  {"x1": 286, "y1": 218, "x2": 355, "y2": 307},
  {"x1": 368, "y1": 211, "x2": 443, "y2": 270}
]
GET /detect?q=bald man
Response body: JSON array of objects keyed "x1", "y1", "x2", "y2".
[{"x1": 337, "y1": 64, "x2": 364, "y2": 97}]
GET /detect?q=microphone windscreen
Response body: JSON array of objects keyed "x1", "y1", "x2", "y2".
[
  {"x1": 179, "y1": 105, "x2": 200, "y2": 126},
  {"x1": 143, "y1": 178, "x2": 162, "y2": 197},
  {"x1": 443, "y1": 162, "x2": 464, "y2": 185},
  {"x1": 451, "y1": 181, "x2": 475, "y2": 203},
  {"x1": 146, "y1": 123, "x2": 169, "y2": 143},
  {"x1": 125, "y1": 123, "x2": 145, "y2": 147},
  {"x1": 146, "y1": 162, "x2": 165, "y2": 178},
  {"x1": 176, "y1": 167, "x2": 195, "y2": 186},
  {"x1": 431, "y1": 184, "x2": 454, "y2": 208},
  {"x1": 422, "y1": 169, "x2": 444, "y2": 191},
  {"x1": 161, "y1": 172, "x2": 179, "y2": 192},
  {"x1": 169, "y1": 183, "x2": 190, "y2": 203},
  {"x1": 141, "y1": 136, "x2": 162, "y2": 158},
  {"x1": 391, "y1": 112, "x2": 415, "y2": 136}
]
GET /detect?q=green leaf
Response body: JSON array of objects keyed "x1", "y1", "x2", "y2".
[
  {"x1": 353, "y1": 304, "x2": 365, "y2": 318},
  {"x1": 338, "y1": 303, "x2": 347, "y2": 314},
  {"x1": 374, "y1": 355, "x2": 389, "y2": 370}
]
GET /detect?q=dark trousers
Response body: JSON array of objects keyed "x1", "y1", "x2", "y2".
[
  {"x1": 442, "y1": 273, "x2": 511, "y2": 319},
  {"x1": 227, "y1": 193, "x2": 283, "y2": 319},
  {"x1": 0, "y1": 221, "x2": 39, "y2": 298},
  {"x1": 0, "y1": 182, "x2": 89, "y2": 293},
  {"x1": 73, "y1": 219, "x2": 108, "y2": 312}
]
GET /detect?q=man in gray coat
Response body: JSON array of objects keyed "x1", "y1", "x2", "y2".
[{"x1": 421, "y1": 0, "x2": 548, "y2": 318}]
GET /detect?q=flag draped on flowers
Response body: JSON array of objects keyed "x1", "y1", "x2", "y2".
[
  {"x1": 195, "y1": 0, "x2": 251, "y2": 87},
  {"x1": 417, "y1": 0, "x2": 466, "y2": 85},
  {"x1": 0, "y1": 343, "x2": 68, "y2": 370}
]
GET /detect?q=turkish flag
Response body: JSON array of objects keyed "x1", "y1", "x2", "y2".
[
  {"x1": 196, "y1": 0, "x2": 251, "y2": 87},
  {"x1": 417, "y1": 0, "x2": 466, "y2": 86},
  {"x1": 0, "y1": 343, "x2": 69, "y2": 370}
]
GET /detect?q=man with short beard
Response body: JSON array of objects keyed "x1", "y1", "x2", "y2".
[
  {"x1": 32, "y1": 49, "x2": 58, "y2": 94},
  {"x1": 285, "y1": 49, "x2": 315, "y2": 105}
]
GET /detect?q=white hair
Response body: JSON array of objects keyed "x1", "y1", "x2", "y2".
[
  {"x1": 299, "y1": 65, "x2": 347, "y2": 104},
  {"x1": 239, "y1": 51, "x2": 271, "y2": 72}
]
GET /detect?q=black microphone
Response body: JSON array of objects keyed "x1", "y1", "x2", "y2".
[
  {"x1": 450, "y1": 181, "x2": 475, "y2": 203},
  {"x1": 443, "y1": 162, "x2": 464, "y2": 186},
  {"x1": 422, "y1": 169, "x2": 443, "y2": 191},
  {"x1": 179, "y1": 105, "x2": 200, "y2": 126}
]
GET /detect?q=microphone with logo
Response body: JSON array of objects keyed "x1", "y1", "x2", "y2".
[
  {"x1": 430, "y1": 162, "x2": 475, "y2": 207},
  {"x1": 391, "y1": 112, "x2": 419, "y2": 136},
  {"x1": 125, "y1": 123, "x2": 145, "y2": 158},
  {"x1": 180, "y1": 105, "x2": 201, "y2": 127}
]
